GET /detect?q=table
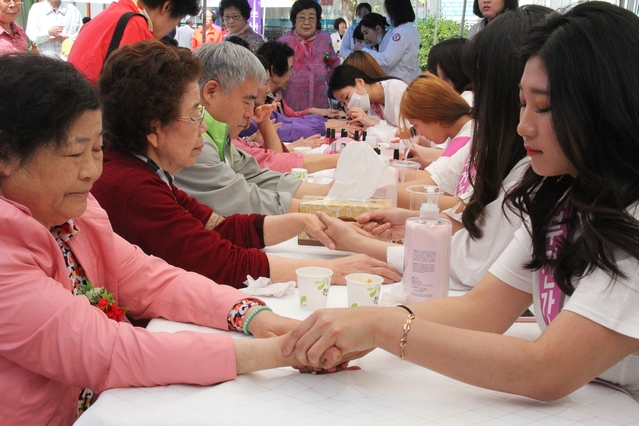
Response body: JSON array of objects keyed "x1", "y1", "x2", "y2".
[{"x1": 76, "y1": 277, "x2": 639, "y2": 426}]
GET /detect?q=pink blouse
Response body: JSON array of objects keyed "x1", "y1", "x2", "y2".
[{"x1": 0, "y1": 22, "x2": 28, "y2": 55}]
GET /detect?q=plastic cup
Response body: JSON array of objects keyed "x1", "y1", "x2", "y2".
[
  {"x1": 296, "y1": 267, "x2": 333, "y2": 311},
  {"x1": 390, "y1": 160, "x2": 420, "y2": 183},
  {"x1": 406, "y1": 185, "x2": 444, "y2": 211},
  {"x1": 293, "y1": 147, "x2": 312, "y2": 153},
  {"x1": 346, "y1": 273, "x2": 383, "y2": 307},
  {"x1": 291, "y1": 167, "x2": 308, "y2": 182}
]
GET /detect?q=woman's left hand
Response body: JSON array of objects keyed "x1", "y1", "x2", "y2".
[
  {"x1": 301, "y1": 212, "x2": 336, "y2": 250},
  {"x1": 247, "y1": 308, "x2": 301, "y2": 338},
  {"x1": 308, "y1": 108, "x2": 341, "y2": 118},
  {"x1": 288, "y1": 134, "x2": 324, "y2": 150}
]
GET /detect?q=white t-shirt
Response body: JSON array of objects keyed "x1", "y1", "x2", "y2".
[
  {"x1": 489, "y1": 204, "x2": 639, "y2": 398},
  {"x1": 365, "y1": 79, "x2": 408, "y2": 144},
  {"x1": 426, "y1": 120, "x2": 475, "y2": 202},
  {"x1": 388, "y1": 156, "x2": 530, "y2": 290}
]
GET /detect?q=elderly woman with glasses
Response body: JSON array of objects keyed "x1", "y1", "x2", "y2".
[
  {"x1": 219, "y1": 0, "x2": 264, "y2": 53},
  {"x1": 277, "y1": 0, "x2": 339, "y2": 112},
  {"x1": 0, "y1": 0, "x2": 28, "y2": 54},
  {"x1": 91, "y1": 40, "x2": 400, "y2": 289}
]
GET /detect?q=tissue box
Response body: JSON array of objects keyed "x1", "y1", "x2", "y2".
[{"x1": 298, "y1": 195, "x2": 393, "y2": 246}]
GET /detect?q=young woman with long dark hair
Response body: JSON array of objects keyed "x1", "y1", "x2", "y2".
[{"x1": 284, "y1": 2, "x2": 639, "y2": 402}]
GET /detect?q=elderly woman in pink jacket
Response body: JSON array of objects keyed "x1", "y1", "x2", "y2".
[
  {"x1": 277, "y1": 0, "x2": 339, "y2": 112},
  {"x1": 0, "y1": 53, "x2": 320, "y2": 425}
]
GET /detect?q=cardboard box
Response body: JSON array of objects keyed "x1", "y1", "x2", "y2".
[{"x1": 298, "y1": 196, "x2": 393, "y2": 246}]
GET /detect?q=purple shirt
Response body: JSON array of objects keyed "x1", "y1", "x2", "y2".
[
  {"x1": 0, "y1": 22, "x2": 28, "y2": 55},
  {"x1": 277, "y1": 29, "x2": 339, "y2": 111}
]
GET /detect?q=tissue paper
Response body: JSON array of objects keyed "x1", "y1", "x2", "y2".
[
  {"x1": 298, "y1": 143, "x2": 395, "y2": 246},
  {"x1": 241, "y1": 276, "x2": 296, "y2": 297}
]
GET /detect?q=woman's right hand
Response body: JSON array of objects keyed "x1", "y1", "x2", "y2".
[
  {"x1": 357, "y1": 207, "x2": 417, "y2": 241},
  {"x1": 347, "y1": 107, "x2": 377, "y2": 128}
]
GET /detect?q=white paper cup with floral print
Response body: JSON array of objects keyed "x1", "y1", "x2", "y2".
[
  {"x1": 296, "y1": 267, "x2": 332, "y2": 311},
  {"x1": 291, "y1": 167, "x2": 308, "y2": 181},
  {"x1": 346, "y1": 273, "x2": 383, "y2": 307}
]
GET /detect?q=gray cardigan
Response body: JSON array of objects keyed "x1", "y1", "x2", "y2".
[{"x1": 174, "y1": 135, "x2": 301, "y2": 216}]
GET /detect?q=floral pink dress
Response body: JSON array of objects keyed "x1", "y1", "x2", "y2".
[{"x1": 277, "y1": 29, "x2": 339, "y2": 111}]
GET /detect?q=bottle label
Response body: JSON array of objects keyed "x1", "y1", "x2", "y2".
[{"x1": 403, "y1": 224, "x2": 451, "y2": 303}]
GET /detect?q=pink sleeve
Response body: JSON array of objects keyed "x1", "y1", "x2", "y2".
[
  {"x1": 0, "y1": 211, "x2": 241, "y2": 395},
  {"x1": 232, "y1": 138, "x2": 303, "y2": 173}
]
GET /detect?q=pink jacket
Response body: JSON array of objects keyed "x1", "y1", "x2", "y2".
[
  {"x1": 0, "y1": 195, "x2": 254, "y2": 425},
  {"x1": 232, "y1": 137, "x2": 304, "y2": 173}
]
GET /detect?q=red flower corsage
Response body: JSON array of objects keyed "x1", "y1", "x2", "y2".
[
  {"x1": 78, "y1": 280, "x2": 128, "y2": 322},
  {"x1": 324, "y1": 52, "x2": 333, "y2": 66}
]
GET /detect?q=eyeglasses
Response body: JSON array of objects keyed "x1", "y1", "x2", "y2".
[
  {"x1": 177, "y1": 105, "x2": 205, "y2": 125},
  {"x1": 296, "y1": 15, "x2": 317, "y2": 23},
  {"x1": 222, "y1": 14, "x2": 242, "y2": 22},
  {"x1": 0, "y1": 0, "x2": 23, "y2": 5}
]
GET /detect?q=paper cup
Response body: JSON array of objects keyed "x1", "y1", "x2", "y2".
[
  {"x1": 293, "y1": 146, "x2": 312, "y2": 153},
  {"x1": 390, "y1": 160, "x2": 420, "y2": 183},
  {"x1": 296, "y1": 267, "x2": 333, "y2": 311},
  {"x1": 291, "y1": 167, "x2": 308, "y2": 182},
  {"x1": 406, "y1": 185, "x2": 444, "y2": 211},
  {"x1": 346, "y1": 273, "x2": 383, "y2": 307}
]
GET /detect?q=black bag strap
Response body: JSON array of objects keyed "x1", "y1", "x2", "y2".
[{"x1": 104, "y1": 12, "x2": 144, "y2": 62}]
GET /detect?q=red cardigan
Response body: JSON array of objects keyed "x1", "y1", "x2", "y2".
[{"x1": 91, "y1": 146, "x2": 270, "y2": 288}]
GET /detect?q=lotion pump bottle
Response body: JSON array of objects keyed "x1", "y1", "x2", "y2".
[{"x1": 403, "y1": 187, "x2": 451, "y2": 303}]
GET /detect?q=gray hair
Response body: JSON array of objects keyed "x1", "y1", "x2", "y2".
[{"x1": 195, "y1": 41, "x2": 266, "y2": 95}]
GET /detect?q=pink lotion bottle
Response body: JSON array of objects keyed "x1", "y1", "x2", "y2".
[{"x1": 403, "y1": 187, "x2": 451, "y2": 303}]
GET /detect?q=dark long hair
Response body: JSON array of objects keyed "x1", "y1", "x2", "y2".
[
  {"x1": 427, "y1": 37, "x2": 471, "y2": 94},
  {"x1": 461, "y1": 6, "x2": 553, "y2": 239},
  {"x1": 327, "y1": 64, "x2": 398, "y2": 99},
  {"x1": 506, "y1": 2, "x2": 639, "y2": 295}
]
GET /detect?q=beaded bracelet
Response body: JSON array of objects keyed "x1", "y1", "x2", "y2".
[
  {"x1": 242, "y1": 306, "x2": 273, "y2": 335},
  {"x1": 397, "y1": 305, "x2": 415, "y2": 360}
]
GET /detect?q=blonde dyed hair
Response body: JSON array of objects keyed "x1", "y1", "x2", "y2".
[
  {"x1": 343, "y1": 51, "x2": 387, "y2": 79},
  {"x1": 399, "y1": 72, "x2": 471, "y2": 134}
]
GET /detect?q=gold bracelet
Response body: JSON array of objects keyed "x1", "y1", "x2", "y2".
[{"x1": 397, "y1": 305, "x2": 415, "y2": 360}]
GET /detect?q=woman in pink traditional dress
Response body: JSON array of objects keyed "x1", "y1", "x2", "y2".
[
  {"x1": 277, "y1": 0, "x2": 339, "y2": 112},
  {"x1": 284, "y1": 1, "x2": 639, "y2": 403}
]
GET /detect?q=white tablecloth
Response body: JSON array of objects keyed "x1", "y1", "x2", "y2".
[{"x1": 76, "y1": 278, "x2": 639, "y2": 426}]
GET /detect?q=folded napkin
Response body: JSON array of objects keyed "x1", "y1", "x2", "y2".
[
  {"x1": 241, "y1": 276, "x2": 296, "y2": 297},
  {"x1": 379, "y1": 283, "x2": 407, "y2": 306}
]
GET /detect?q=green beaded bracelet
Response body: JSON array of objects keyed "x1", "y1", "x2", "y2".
[{"x1": 242, "y1": 305, "x2": 273, "y2": 335}]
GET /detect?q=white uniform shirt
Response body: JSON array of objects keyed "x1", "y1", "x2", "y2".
[
  {"x1": 363, "y1": 23, "x2": 421, "y2": 83},
  {"x1": 26, "y1": 1, "x2": 82, "y2": 58},
  {"x1": 331, "y1": 32, "x2": 344, "y2": 63},
  {"x1": 365, "y1": 79, "x2": 408, "y2": 143},
  {"x1": 490, "y1": 204, "x2": 639, "y2": 399}
]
